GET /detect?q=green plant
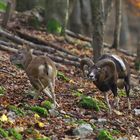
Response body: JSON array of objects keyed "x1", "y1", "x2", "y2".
[
  {"x1": 8, "y1": 128, "x2": 22, "y2": 140},
  {"x1": 79, "y1": 96, "x2": 100, "y2": 111},
  {"x1": 41, "y1": 100, "x2": 52, "y2": 110},
  {"x1": 72, "y1": 91, "x2": 83, "y2": 97},
  {"x1": 57, "y1": 71, "x2": 70, "y2": 82},
  {"x1": 31, "y1": 106, "x2": 48, "y2": 117},
  {"x1": 118, "y1": 90, "x2": 125, "y2": 97},
  {"x1": 0, "y1": 86, "x2": 5, "y2": 95},
  {"x1": 8, "y1": 105, "x2": 25, "y2": 116},
  {"x1": 47, "y1": 19, "x2": 62, "y2": 34},
  {"x1": 0, "y1": 0, "x2": 6, "y2": 12},
  {"x1": 97, "y1": 130, "x2": 116, "y2": 140},
  {"x1": 135, "y1": 62, "x2": 140, "y2": 70},
  {"x1": 0, "y1": 128, "x2": 8, "y2": 138}
]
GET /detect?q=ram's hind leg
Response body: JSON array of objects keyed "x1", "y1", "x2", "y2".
[{"x1": 124, "y1": 77, "x2": 131, "y2": 110}]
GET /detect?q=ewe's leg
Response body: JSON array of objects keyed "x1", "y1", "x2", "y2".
[
  {"x1": 104, "y1": 92, "x2": 112, "y2": 114},
  {"x1": 49, "y1": 80, "x2": 59, "y2": 108}
]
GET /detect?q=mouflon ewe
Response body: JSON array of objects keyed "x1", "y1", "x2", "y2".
[{"x1": 10, "y1": 46, "x2": 59, "y2": 108}]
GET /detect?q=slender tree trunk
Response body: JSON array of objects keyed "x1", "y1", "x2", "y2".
[
  {"x1": 91, "y1": 0, "x2": 104, "y2": 62},
  {"x1": 112, "y1": 0, "x2": 122, "y2": 49},
  {"x1": 120, "y1": 2, "x2": 130, "y2": 49},
  {"x1": 2, "y1": 2, "x2": 11, "y2": 28},
  {"x1": 104, "y1": 0, "x2": 113, "y2": 23}
]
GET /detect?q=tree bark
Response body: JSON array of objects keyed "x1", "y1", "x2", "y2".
[
  {"x1": 2, "y1": 1, "x2": 12, "y2": 28},
  {"x1": 112, "y1": 0, "x2": 122, "y2": 49},
  {"x1": 104, "y1": 0, "x2": 113, "y2": 23},
  {"x1": 91, "y1": 0, "x2": 104, "y2": 62}
]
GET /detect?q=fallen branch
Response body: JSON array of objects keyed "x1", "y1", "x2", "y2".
[
  {"x1": 0, "y1": 44, "x2": 80, "y2": 67},
  {"x1": 0, "y1": 29, "x2": 80, "y2": 62},
  {"x1": 15, "y1": 30, "x2": 75, "y2": 56}
]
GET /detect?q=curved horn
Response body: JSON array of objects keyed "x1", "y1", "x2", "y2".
[
  {"x1": 96, "y1": 58, "x2": 117, "y2": 73},
  {"x1": 80, "y1": 58, "x2": 94, "y2": 69}
]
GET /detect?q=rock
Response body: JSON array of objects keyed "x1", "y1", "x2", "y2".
[
  {"x1": 134, "y1": 108, "x2": 140, "y2": 116},
  {"x1": 117, "y1": 137, "x2": 129, "y2": 140},
  {"x1": 49, "y1": 109, "x2": 59, "y2": 117},
  {"x1": 97, "y1": 118, "x2": 107, "y2": 124},
  {"x1": 73, "y1": 123, "x2": 93, "y2": 138}
]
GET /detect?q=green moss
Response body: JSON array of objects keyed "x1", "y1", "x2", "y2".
[
  {"x1": 97, "y1": 130, "x2": 116, "y2": 140},
  {"x1": 75, "y1": 119, "x2": 87, "y2": 125},
  {"x1": 8, "y1": 105, "x2": 25, "y2": 116},
  {"x1": 97, "y1": 99, "x2": 107, "y2": 110},
  {"x1": 57, "y1": 71, "x2": 70, "y2": 82},
  {"x1": 118, "y1": 90, "x2": 126, "y2": 97},
  {"x1": 47, "y1": 19, "x2": 62, "y2": 34},
  {"x1": 0, "y1": 86, "x2": 5, "y2": 95},
  {"x1": 41, "y1": 100, "x2": 52, "y2": 110},
  {"x1": 135, "y1": 62, "x2": 140, "y2": 70},
  {"x1": 31, "y1": 106, "x2": 48, "y2": 117},
  {"x1": 79, "y1": 96, "x2": 100, "y2": 111},
  {"x1": 72, "y1": 91, "x2": 83, "y2": 97},
  {"x1": 0, "y1": 128, "x2": 8, "y2": 138},
  {"x1": 111, "y1": 129, "x2": 121, "y2": 135},
  {"x1": 8, "y1": 128, "x2": 22, "y2": 140}
]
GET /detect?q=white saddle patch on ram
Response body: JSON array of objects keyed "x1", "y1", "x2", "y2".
[{"x1": 111, "y1": 55, "x2": 126, "y2": 71}]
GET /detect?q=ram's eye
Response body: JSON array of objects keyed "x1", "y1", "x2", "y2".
[{"x1": 97, "y1": 67, "x2": 101, "y2": 71}]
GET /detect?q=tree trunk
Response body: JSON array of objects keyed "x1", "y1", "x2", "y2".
[
  {"x1": 104, "y1": 0, "x2": 113, "y2": 23},
  {"x1": 112, "y1": 0, "x2": 122, "y2": 49},
  {"x1": 16, "y1": 0, "x2": 37, "y2": 11},
  {"x1": 120, "y1": 3, "x2": 130, "y2": 49},
  {"x1": 2, "y1": 2, "x2": 12, "y2": 28},
  {"x1": 44, "y1": 0, "x2": 70, "y2": 35},
  {"x1": 91, "y1": 0, "x2": 104, "y2": 62},
  {"x1": 80, "y1": 0, "x2": 92, "y2": 37},
  {"x1": 69, "y1": 0, "x2": 82, "y2": 34}
]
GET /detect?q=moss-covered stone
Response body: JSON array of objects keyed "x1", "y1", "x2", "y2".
[
  {"x1": 0, "y1": 128, "x2": 8, "y2": 138},
  {"x1": 97, "y1": 130, "x2": 116, "y2": 140},
  {"x1": 57, "y1": 71, "x2": 70, "y2": 82},
  {"x1": 41, "y1": 100, "x2": 52, "y2": 110},
  {"x1": 79, "y1": 96, "x2": 100, "y2": 111},
  {"x1": 8, "y1": 128, "x2": 22, "y2": 140},
  {"x1": 8, "y1": 105, "x2": 25, "y2": 116},
  {"x1": 0, "y1": 86, "x2": 5, "y2": 95},
  {"x1": 31, "y1": 106, "x2": 48, "y2": 117}
]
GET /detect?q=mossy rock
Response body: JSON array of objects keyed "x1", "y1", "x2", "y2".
[
  {"x1": 57, "y1": 71, "x2": 70, "y2": 82},
  {"x1": 8, "y1": 105, "x2": 25, "y2": 116},
  {"x1": 31, "y1": 106, "x2": 48, "y2": 117},
  {"x1": 0, "y1": 128, "x2": 8, "y2": 138},
  {"x1": 79, "y1": 96, "x2": 100, "y2": 111},
  {"x1": 118, "y1": 90, "x2": 126, "y2": 97},
  {"x1": 47, "y1": 19, "x2": 62, "y2": 34},
  {"x1": 0, "y1": 86, "x2": 5, "y2": 95},
  {"x1": 97, "y1": 130, "x2": 116, "y2": 140},
  {"x1": 8, "y1": 128, "x2": 22, "y2": 140},
  {"x1": 41, "y1": 100, "x2": 52, "y2": 110}
]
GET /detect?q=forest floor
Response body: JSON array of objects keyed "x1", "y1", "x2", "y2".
[{"x1": 0, "y1": 17, "x2": 140, "y2": 140}]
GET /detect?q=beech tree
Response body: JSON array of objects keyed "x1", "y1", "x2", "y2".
[{"x1": 91, "y1": 0, "x2": 104, "y2": 62}]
